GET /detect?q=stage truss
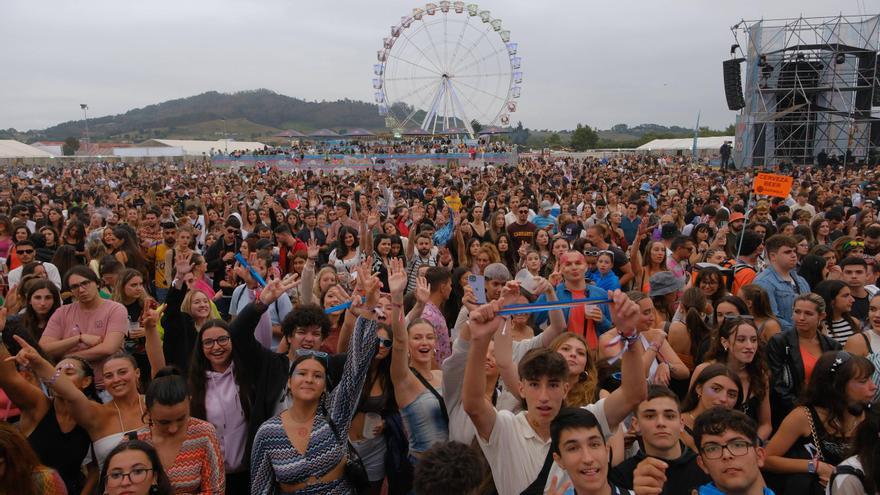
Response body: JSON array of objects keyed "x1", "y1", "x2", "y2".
[{"x1": 731, "y1": 14, "x2": 880, "y2": 168}]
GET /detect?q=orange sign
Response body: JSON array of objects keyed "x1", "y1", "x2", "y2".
[{"x1": 753, "y1": 173, "x2": 793, "y2": 198}]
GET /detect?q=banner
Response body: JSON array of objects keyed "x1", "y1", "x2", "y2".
[{"x1": 753, "y1": 172, "x2": 793, "y2": 198}]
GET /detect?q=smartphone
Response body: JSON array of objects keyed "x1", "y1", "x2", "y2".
[{"x1": 468, "y1": 274, "x2": 487, "y2": 304}]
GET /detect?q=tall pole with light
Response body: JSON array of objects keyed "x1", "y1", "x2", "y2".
[{"x1": 80, "y1": 104, "x2": 90, "y2": 156}]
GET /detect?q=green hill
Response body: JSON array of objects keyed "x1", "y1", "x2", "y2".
[{"x1": 35, "y1": 89, "x2": 387, "y2": 141}]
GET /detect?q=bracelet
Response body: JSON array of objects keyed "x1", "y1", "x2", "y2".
[
  {"x1": 618, "y1": 329, "x2": 639, "y2": 345},
  {"x1": 44, "y1": 364, "x2": 74, "y2": 387},
  {"x1": 648, "y1": 342, "x2": 661, "y2": 353}
]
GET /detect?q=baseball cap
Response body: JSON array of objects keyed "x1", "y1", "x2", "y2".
[{"x1": 540, "y1": 200, "x2": 553, "y2": 212}]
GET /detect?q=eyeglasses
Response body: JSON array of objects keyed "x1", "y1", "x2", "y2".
[
  {"x1": 377, "y1": 338, "x2": 392, "y2": 348},
  {"x1": 700, "y1": 439, "x2": 753, "y2": 459},
  {"x1": 202, "y1": 335, "x2": 231, "y2": 348},
  {"x1": 68, "y1": 280, "x2": 95, "y2": 292},
  {"x1": 107, "y1": 468, "x2": 153, "y2": 486},
  {"x1": 226, "y1": 228, "x2": 237, "y2": 234},
  {"x1": 16, "y1": 249, "x2": 34, "y2": 255},
  {"x1": 295, "y1": 349, "x2": 329, "y2": 365}
]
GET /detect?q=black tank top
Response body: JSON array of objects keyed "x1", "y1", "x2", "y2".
[{"x1": 28, "y1": 404, "x2": 92, "y2": 495}]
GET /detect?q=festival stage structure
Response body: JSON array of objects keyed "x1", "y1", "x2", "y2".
[{"x1": 728, "y1": 15, "x2": 880, "y2": 168}]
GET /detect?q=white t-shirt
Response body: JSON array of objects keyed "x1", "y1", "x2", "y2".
[
  {"x1": 477, "y1": 399, "x2": 611, "y2": 495},
  {"x1": 828, "y1": 456, "x2": 865, "y2": 495}
]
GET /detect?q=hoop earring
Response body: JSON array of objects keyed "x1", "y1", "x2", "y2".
[{"x1": 149, "y1": 485, "x2": 159, "y2": 495}]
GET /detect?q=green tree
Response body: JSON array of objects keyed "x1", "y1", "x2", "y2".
[
  {"x1": 62, "y1": 137, "x2": 80, "y2": 156},
  {"x1": 470, "y1": 119, "x2": 483, "y2": 134},
  {"x1": 510, "y1": 121, "x2": 530, "y2": 146},
  {"x1": 546, "y1": 133, "x2": 562, "y2": 148},
  {"x1": 570, "y1": 123, "x2": 598, "y2": 151}
]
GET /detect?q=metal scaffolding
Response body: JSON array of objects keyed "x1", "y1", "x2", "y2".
[{"x1": 731, "y1": 15, "x2": 880, "y2": 168}]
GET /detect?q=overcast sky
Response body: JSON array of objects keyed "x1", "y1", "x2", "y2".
[{"x1": 0, "y1": 0, "x2": 872, "y2": 132}]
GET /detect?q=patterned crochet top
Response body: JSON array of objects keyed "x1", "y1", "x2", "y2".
[
  {"x1": 250, "y1": 316, "x2": 378, "y2": 495},
  {"x1": 136, "y1": 417, "x2": 225, "y2": 494}
]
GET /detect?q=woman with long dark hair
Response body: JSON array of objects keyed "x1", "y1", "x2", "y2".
[
  {"x1": 668, "y1": 287, "x2": 712, "y2": 371},
  {"x1": 344, "y1": 322, "x2": 396, "y2": 495},
  {"x1": 113, "y1": 269, "x2": 154, "y2": 387},
  {"x1": 96, "y1": 440, "x2": 174, "y2": 495},
  {"x1": 186, "y1": 317, "x2": 258, "y2": 493},
  {"x1": 328, "y1": 225, "x2": 368, "y2": 290},
  {"x1": 695, "y1": 316, "x2": 771, "y2": 441},
  {"x1": 109, "y1": 226, "x2": 148, "y2": 279},
  {"x1": 250, "y1": 264, "x2": 380, "y2": 494},
  {"x1": 679, "y1": 363, "x2": 743, "y2": 451},
  {"x1": 7, "y1": 279, "x2": 61, "y2": 342},
  {"x1": 737, "y1": 284, "x2": 782, "y2": 341},
  {"x1": 815, "y1": 279, "x2": 861, "y2": 346},
  {"x1": 694, "y1": 266, "x2": 729, "y2": 308},
  {"x1": 765, "y1": 351, "x2": 876, "y2": 492},
  {"x1": 0, "y1": 333, "x2": 98, "y2": 494},
  {"x1": 60, "y1": 220, "x2": 87, "y2": 262},
  {"x1": 134, "y1": 367, "x2": 225, "y2": 493}
]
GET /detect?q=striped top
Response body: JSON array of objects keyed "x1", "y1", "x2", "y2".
[
  {"x1": 250, "y1": 316, "x2": 378, "y2": 495},
  {"x1": 32, "y1": 466, "x2": 67, "y2": 495},
  {"x1": 828, "y1": 318, "x2": 857, "y2": 345},
  {"x1": 136, "y1": 418, "x2": 225, "y2": 494}
]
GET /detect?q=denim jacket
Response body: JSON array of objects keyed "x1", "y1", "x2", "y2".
[
  {"x1": 753, "y1": 267, "x2": 810, "y2": 332},
  {"x1": 533, "y1": 283, "x2": 612, "y2": 334}
]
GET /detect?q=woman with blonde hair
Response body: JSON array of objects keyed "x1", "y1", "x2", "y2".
[{"x1": 549, "y1": 332, "x2": 598, "y2": 407}]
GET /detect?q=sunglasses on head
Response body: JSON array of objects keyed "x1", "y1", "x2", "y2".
[{"x1": 295, "y1": 349, "x2": 329, "y2": 366}]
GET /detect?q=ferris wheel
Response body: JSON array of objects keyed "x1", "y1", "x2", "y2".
[{"x1": 373, "y1": 2, "x2": 522, "y2": 138}]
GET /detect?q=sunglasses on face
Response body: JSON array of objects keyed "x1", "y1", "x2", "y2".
[
  {"x1": 377, "y1": 338, "x2": 392, "y2": 348},
  {"x1": 16, "y1": 249, "x2": 34, "y2": 255}
]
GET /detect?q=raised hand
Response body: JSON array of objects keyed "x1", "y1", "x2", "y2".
[
  {"x1": 414, "y1": 276, "x2": 430, "y2": 304},
  {"x1": 468, "y1": 300, "x2": 504, "y2": 342},
  {"x1": 518, "y1": 241, "x2": 528, "y2": 258},
  {"x1": 175, "y1": 251, "x2": 194, "y2": 276},
  {"x1": 386, "y1": 258, "x2": 407, "y2": 296},
  {"x1": 499, "y1": 280, "x2": 521, "y2": 304},
  {"x1": 608, "y1": 289, "x2": 640, "y2": 335},
  {"x1": 260, "y1": 276, "x2": 301, "y2": 305},
  {"x1": 306, "y1": 238, "x2": 320, "y2": 260},
  {"x1": 366, "y1": 209, "x2": 380, "y2": 229},
  {"x1": 6, "y1": 335, "x2": 45, "y2": 371}
]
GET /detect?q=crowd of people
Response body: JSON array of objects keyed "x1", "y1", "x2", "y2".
[
  {"x1": 221, "y1": 137, "x2": 510, "y2": 159},
  {"x1": 0, "y1": 153, "x2": 878, "y2": 495}
]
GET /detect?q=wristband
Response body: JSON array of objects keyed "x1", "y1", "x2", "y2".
[{"x1": 44, "y1": 363, "x2": 74, "y2": 387}]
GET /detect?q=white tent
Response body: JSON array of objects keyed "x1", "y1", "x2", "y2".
[
  {"x1": 637, "y1": 136, "x2": 734, "y2": 151},
  {"x1": 137, "y1": 139, "x2": 266, "y2": 156},
  {"x1": 0, "y1": 140, "x2": 55, "y2": 158}
]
